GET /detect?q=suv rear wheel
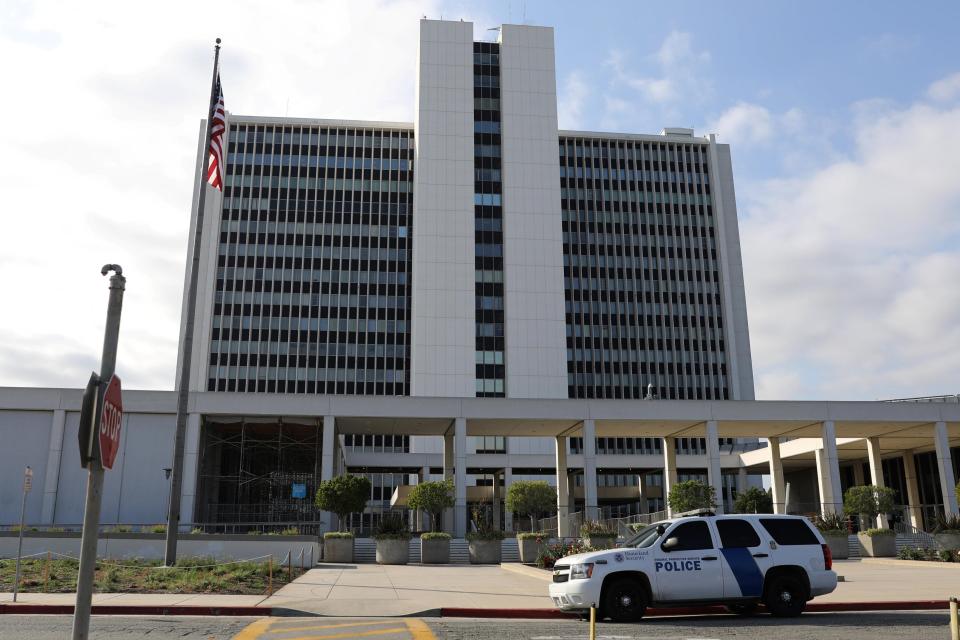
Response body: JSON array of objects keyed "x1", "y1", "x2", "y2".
[
  {"x1": 763, "y1": 574, "x2": 807, "y2": 617},
  {"x1": 602, "y1": 577, "x2": 647, "y2": 622}
]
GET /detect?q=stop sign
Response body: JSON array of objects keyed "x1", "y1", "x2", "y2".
[{"x1": 98, "y1": 375, "x2": 123, "y2": 469}]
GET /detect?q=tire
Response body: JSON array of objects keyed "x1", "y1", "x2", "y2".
[
  {"x1": 763, "y1": 574, "x2": 807, "y2": 617},
  {"x1": 726, "y1": 602, "x2": 759, "y2": 616},
  {"x1": 602, "y1": 577, "x2": 647, "y2": 622}
]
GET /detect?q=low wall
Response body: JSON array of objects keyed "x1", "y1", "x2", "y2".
[{"x1": 0, "y1": 532, "x2": 319, "y2": 562}]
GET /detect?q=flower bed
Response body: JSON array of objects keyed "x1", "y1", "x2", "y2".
[{"x1": 897, "y1": 546, "x2": 960, "y2": 563}]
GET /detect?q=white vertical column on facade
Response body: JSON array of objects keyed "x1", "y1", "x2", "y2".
[
  {"x1": 663, "y1": 437, "x2": 679, "y2": 516},
  {"x1": 852, "y1": 461, "x2": 865, "y2": 486},
  {"x1": 419, "y1": 465, "x2": 431, "y2": 531},
  {"x1": 866, "y1": 436, "x2": 889, "y2": 528},
  {"x1": 555, "y1": 436, "x2": 570, "y2": 537},
  {"x1": 454, "y1": 418, "x2": 468, "y2": 537},
  {"x1": 41, "y1": 410, "x2": 66, "y2": 524},
  {"x1": 934, "y1": 421, "x2": 959, "y2": 517},
  {"x1": 706, "y1": 135, "x2": 755, "y2": 400},
  {"x1": 768, "y1": 437, "x2": 786, "y2": 514},
  {"x1": 179, "y1": 412, "x2": 203, "y2": 530},
  {"x1": 410, "y1": 19, "x2": 476, "y2": 397},
  {"x1": 582, "y1": 420, "x2": 599, "y2": 522},
  {"x1": 705, "y1": 421, "x2": 724, "y2": 514},
  {"x1": 818, "y1": 421, "x2": 843, "y2": 515},
  {"x1": 638, "y1": 473, "x2": 648, "y2": 515},
  {"x1": 901, "y1": 451, "x2": 923, "y2": 530},
  {"x1": 319, "y1": 415, "x2": 336, "y2": 532},
  {"x1": 503, "y1": 467, "x2": 514, "y2": 532},
  {"x1": 492, "y1": 470, "x2": 501, "y2": 530},
  {"x1": 736, "y1": 467, "x2": 748, "y2": 496},
  {"x1": 498, "y1": 24, "x2": 568, "y2": 399},
  {"x1": 443, "y1": 432, "x2": 454, "y2": 533}
]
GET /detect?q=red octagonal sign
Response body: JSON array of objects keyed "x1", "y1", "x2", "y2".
[{"x1": 99, "y1": 375, "x2": 123, "y2": 469}]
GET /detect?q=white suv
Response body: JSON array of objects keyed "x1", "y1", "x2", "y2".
[{"x1": 549, "y1": 513, "x2": 837, "y2": 622}]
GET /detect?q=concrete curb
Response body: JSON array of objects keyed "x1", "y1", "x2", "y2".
[{"x1": 0, "y1": 604, "x2": 267, "y2": 616}]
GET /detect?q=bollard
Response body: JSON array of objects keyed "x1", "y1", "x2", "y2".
[
  {"x1": 268, "y1": 556, "x2": 273, "y2": 597},
  {"x1": 589, "y1": 605, "x2": 597, "y2": 640},
  {"x1": 950, "y1": 597, "x2": 958, "y2": 640},
  {"x1": 288, "y1": 549, "x2": 292, "y2": 583},
  {"x1": 300, "y1": 546, "x2": 305, "y2": 574}
]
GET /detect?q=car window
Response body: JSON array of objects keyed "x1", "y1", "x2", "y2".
[
  {"x1": 716, "y1": 519, "x2": 761, "y2": 548},
  {"x1": 759, "y1": 518, "x2": 819, "y2": 545},
  {"x1": 664, "y1": 521, "x2": 714, "y2": 551},
  {"x1": 625, "y1": 523, "x2": 667, "y2": 548}
]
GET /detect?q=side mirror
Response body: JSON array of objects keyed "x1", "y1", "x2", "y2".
[
  {"x1": 656, "y1": 524, "x2": 666, "y2": 536},
  {"x1": 662, "y1": 536, "x2": 679, "y2": 551}
]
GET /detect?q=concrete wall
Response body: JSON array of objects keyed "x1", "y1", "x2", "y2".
[
  {"x1": 499, "y1": 24, "x2": 568, "y2": 399},
  {"x1": 410, "y1": 19, "x2": 477, "y2": 398},
  {"x1": 0, "y1": 410, "x2": 52, "y2": 524}
]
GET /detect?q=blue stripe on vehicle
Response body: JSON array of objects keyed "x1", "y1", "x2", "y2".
[{"x1": 719, "y1": 547, "x2": 764, "y2": 597}]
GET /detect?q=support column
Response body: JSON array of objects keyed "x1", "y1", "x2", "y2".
[
  {"x1": 319, "y1": 415, "x2": 336, "y2": 532},
  {"x1": 638, "y1": 473, "x2": 648, "y2": 515},
  {"x1": 768, "y1": 437, "x2": 786, "y2": 514},
  {"x1": 902, "y1": 450, "x2": 922, "y2": 530},
  {"x1": 934, "y1": 421, "x2": 959, "y2": 517},
  {"x1": 419, "y1": 465, "x2": 430, "y2": 532},
  {"x1": 736, "y1": 467, "x2": 748, "y2": 497},
  {"x1": 818, "y1": 421, "x2": 843, "y2": 515},
  {"x1": 663, "y1": 437, "x2": 678, "y2": 516},
  {"x1": 866, "y1": 436, "x2": 889, "y2": 528},
  {"x1": 454, "y1": 418, "x2": 468, "y2": 537},
  {"x1": 852, "y1": 461, "x2": 865, "y2": 486},
  {"x1": 41, "y1": 410, "x2": 66, "y2": 524},
  {"x1": 179, "y1": 413, "x2": 203, "y2": 531},
  {"x1": 492, "y1": 470, "x2": 501, "y2": 530},
  {"x1": 706, "y1": 421, "x2": 723, "y2": 514},
  {"x1": 582, "y1": 420, "x2": 598, "y2": 522},
  {"x1": 503, "y1": 467, "x2": 514, "y2": 532},
  {"x1": 555, "y1": 436, "x2": 570, "y2": 537}
]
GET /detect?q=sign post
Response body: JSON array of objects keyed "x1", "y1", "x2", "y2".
[
  {"x1": 72, "y1": 265, "x2": 125, "y2": 640},
  {"x1": 12, "y1": 466, "x2": 32, "y2": 603}
]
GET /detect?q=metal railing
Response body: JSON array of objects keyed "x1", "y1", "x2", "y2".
[{"x1": 0, "y1": 521, "x2": 322, "y2": 536}]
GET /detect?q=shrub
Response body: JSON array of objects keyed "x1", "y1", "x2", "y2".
[
  {"x1": 190, "y1": 527, "x2": 205, "y2": 535},
  {"x1": 934, "y1": 514, "x2": 960, "y2": 533},
  {"x1": 843, "y1": 485, "x2": 896, "y2": 521},
  {"x1": 148, "y1": 524, "x2": 167, "y2": 534},
  {"x1": 324, "y1": 531, "x2": 354, "y2": 540},
  {"x1": 813, "y1": 512, "x2": 849, "y2": 535},
  {"x1": 536, "y1": 539, "x2": 592, "y2": 569},
  {"x1": 668, "y1": 480, "x2": 717, "y2": 513},
  {"x1": 580, "y1": 520, "x2": 615, "y2": 538},
  {"x1": 517, "y1": 531, "x2": 547, "y2": 541},
  {"x1": 466, "y1": 529, "x2": 505, "y2": 541},
  {"x1": 108, "y1": 525, "x2": 132, "y2": 533},
  {"x1": 373, "y1": 512, "x2": 410, "y2": 540},
  {"x1": 279, "y1": 527, "x2": 300, "y2": 536},
  {"x1": 420, "y1": 531, "x2": 451, "y2": 541},
  {"x1": 733, "y1": 487, "x2": 773, "y2": 514},
  {"x1": 406, "y1": 479, "x2": 454, "y2": 532},
  {"x1": 315, "y1": 475, "x2": 372, "y2": 532},
  {"x1": 467, "y1": 504, "x2": 503, "y2": 540},
  {"x1": 505, "y1": 481, "x2": 557, "y2": 531},
  {"x1": 860, "y1": 527, "x2": 894, "y2": 536}
]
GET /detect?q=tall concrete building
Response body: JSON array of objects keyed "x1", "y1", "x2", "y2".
[{"x1": 4, "y1": 20, "x2": 953, "y2": 539}]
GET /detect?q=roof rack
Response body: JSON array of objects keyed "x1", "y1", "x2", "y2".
[{"x1": 672, "y1": 509, "x2": 716, "y2": 518}]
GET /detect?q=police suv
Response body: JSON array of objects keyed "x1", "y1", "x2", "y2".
[{"x1": 549, "y1": 513, "x2": 837, "y2": 622}]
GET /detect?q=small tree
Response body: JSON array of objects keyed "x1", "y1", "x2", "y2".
[
  {"x1": 733, "y1": 487, "x2": 773, "y2": 514},
  {"x1": 406, "y1": 479, "x2": 455, "y2": 532},
  {"x1": 668, "y1": 479, "x2": 717, "y2": 513},
  {"x1": 843, "y1": 485, "x2": 896, "y2": 529},
  {"x1": 315, "y1": 474, "x2": 372, "y2": 532},
  {"x1": 505, "y1": 480, "x2": 557, "y2": 531}
]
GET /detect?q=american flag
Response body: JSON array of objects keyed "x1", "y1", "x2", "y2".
[{"x1": 206, "y1": 75, "x2": 225, "y2": 190}]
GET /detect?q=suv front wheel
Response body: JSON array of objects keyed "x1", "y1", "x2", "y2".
[
  {"x1": 602, "y1": 577, "x2": 647, "y2": 622},
  {"x1": 763, "y1": 574, "x2": 807, "y2": 617}
]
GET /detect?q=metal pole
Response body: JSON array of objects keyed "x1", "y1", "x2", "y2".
[
  {"x1": 12, "y1": 470, "x2": 29, "y2": 602},
  {"x1": 165, "y1": 37, "x2": 221, "y2": 567},
  {"x1": 950, "y1": 596, "x2": 959, "y2": 640},
  {"x1": 72, "y1": 265, "x2": 125, "y2": 640}
]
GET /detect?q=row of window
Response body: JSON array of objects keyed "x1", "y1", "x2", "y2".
[
  {"x1": 210, "y1": 340, "x2": 407, "y2": 358},
  {"x1": 229, "y1": 126, "x2": 412, "y2": 148},
  {"x1": 559, "y1": 139, "x2": 709, "y2": 162},
  {"x1": 225, "y1": 156, "x2": 412, "y2": 171},
  {"x1": 217, "y1": 268, "x2": 408, "y2": 284},
  {"x1": 212, "y1": 316, "x2": 408, "y2": 332},
  {"x1": 211, "y1": 366, "x2": 406, "y2": 382}
]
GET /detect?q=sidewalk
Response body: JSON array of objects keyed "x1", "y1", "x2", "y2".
[{"x1": 1, "y1": 559, "x2": 958, "y2": 616}]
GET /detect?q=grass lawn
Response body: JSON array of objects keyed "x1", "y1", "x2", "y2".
[{"x1": 0, "y1": 556, "x2": 300, "y2": 594}]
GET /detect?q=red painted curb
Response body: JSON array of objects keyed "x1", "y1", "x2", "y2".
[
  {"x1": 440, "y1": 601, "x2": 951, "y2": 619},
  {"x1": 0, "y1": 604, "x2": 266, "y2": 616}
]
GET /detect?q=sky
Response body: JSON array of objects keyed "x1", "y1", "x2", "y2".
[{"x1": 1, "y1": 0, "x2": 958, "y2": 401}]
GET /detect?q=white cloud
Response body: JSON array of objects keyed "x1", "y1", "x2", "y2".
[
  {"x1": 742, "y1": 75, "x2": 960, "y2": 400},
  {"x1": 708, "y1": 102, "x2": 775, "y2": 146},
  {"x1": 605, "y1": 31, "x2": 711, "y2": 106},
  {"x1": 557, "y1": 71, "x2": 588, "y2": 129},
  {"x1": 928, "y1": 72, "x2": 960, "y2": 102},
  {"x1": 0, "y1": 0, "x2": 446, "y2": 390}
]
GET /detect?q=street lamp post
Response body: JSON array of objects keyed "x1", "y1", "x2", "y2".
[{"x1": 13, "y1": 466, "x2": 33, "y2": 602}]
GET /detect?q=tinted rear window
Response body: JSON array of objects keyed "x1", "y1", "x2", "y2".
[
  {"x1": 716, "y1": 519, "x2": 761, "y2": 548},
  {"x1": 759, "y1": 518, "x2": 819, "y2": 545}
]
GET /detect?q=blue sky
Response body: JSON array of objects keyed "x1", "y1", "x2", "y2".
[{"x1": 1, "y1": 0, "x2": 958, "y2": 401}]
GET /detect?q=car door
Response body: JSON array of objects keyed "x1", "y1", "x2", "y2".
[
  {"x1": 715, "y1": 518, "x2": 775, "y2": 599},
  {"x1": 651, "y1": 520, "x2": 724, "y2": 602}
]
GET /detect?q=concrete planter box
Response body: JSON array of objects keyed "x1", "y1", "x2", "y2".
[
  {"x1": 420, "y1": 538, "x2": 450, "y2": 564},
  {"x1": 822, "y1": 533, "x2": 850, "y2": 560},
  {"x1": 323, "y1": 537, "x2": 354, "y2": 563},
  {"x1": 935, "y1": 533, "x2": 960, "y2": 551},
  {"x1": 518, "y1": 538, "x2": 547, "y2": 564},
  {"x1": 375, "y1": 538, "x2": 410, "y2": 564},
  {"x1": 858, "y1": 532, "x2": 896, "y2": 557},
  {"x1": 584, "y1": 535, "x2": 617, "y2": 550},
  {"x1": 468, "y1": 539, "x2": 501, "y2": 564}
]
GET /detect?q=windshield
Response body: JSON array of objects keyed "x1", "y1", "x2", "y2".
[{"x1": 623, "y1": 521, "x2": 669, "y2": 548}]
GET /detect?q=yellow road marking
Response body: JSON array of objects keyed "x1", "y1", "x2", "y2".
[
  {"x1": 283, "y1": 627, "x2": 406, "y2": 640},
  {"x1": 404, "y1": 618, "x2": 438, "y2": 640},
  {"x1": 267, "y1": 619, "x2": 400, "y2": 633},
  {"x1": 231, "y1": 617, "x2": 273, "y2": 640}
]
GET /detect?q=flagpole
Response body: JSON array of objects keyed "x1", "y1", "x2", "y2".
[{"x1": 165, "y1": 37, "x2": 221, "y2": 566}]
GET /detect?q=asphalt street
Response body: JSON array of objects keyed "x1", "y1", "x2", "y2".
[{"x1": 0, "y1": 612, "x2": 951, "y2": 640}]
